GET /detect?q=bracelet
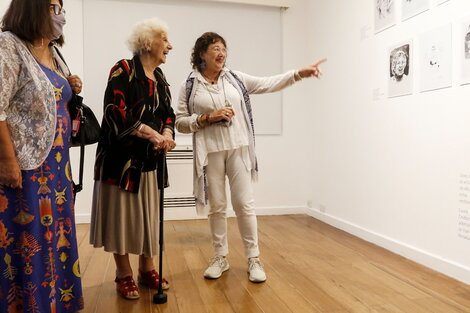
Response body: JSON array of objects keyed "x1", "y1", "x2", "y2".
[
  {"x1": 196, "y1": 113, "x2": 212, "y2": 128},
  {"x1": 196, "y1": 114, "x2": 203, "y2": 128}
]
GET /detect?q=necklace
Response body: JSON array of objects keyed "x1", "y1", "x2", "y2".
[
  {"x1": 27, "y1": 44, "x2": 56, "y2": 71},
  {"x1": 202, "y1": 72, "x2": 219, "y2": 84},
  {"x1": 202, "y1": 77, "x2": 233, "y2": 127},
  {"x1": 202, "y1": 76, "x2": 231, "y2": 109}
]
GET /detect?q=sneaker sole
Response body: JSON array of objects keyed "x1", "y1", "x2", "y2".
[{"x1": 249, "y1": 276, "x2": 267, "y2": 283}]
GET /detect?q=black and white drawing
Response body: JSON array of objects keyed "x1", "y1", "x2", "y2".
[
  {"x1": 388, "y1": 41, "x2": 413, "y2": 97},
  {"x1": 461, "y1": 19, "x2": 470, "y2": 85},
  {"x1": 375, "y1": 0, "x2": 396, "y2": 33},
  {"x1": 401, "y1": 0, "x2": 430, "y2": 21},
  {"x1": 419, "y1": 24, "x2": 452, "y2": 92}
]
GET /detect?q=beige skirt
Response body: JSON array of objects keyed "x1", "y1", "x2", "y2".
[{"x1": 89, "y1": 171, "x2": 160, "y2": 257}]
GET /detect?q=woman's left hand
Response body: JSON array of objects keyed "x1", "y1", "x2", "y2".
[
  {"x1": 67, "y1": 75, "x2": 83, "y2": 94},
  {"x1": 298, "y1": 58, "x2": 327, "y2": 79},
  {"x1": 160, "y1": 131, "x2": 176, "y2": 153}
]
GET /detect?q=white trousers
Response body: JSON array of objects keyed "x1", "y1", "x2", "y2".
[{"x1": 206, "y1": 148, "x2": 259, "y2": 258}]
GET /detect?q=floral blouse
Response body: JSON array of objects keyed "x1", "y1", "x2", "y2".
[
  {"x1": 94, "y1": 56, "x2": 175, "y2": 193},
  {"x1": 0, "y1": 32, "x2": 56, "y2": 170}
]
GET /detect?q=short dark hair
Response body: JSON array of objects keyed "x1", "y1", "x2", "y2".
[
  {"x1": 191, "y1": 32, "x2": 226, "y2": 72},
  {"x1": 1, "y1": 0, "x2": 64, "y2": 46}
]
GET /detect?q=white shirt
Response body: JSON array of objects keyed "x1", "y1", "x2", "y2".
[{"x1": 192, "y1": 71, "x2": 250, "y2": 154}]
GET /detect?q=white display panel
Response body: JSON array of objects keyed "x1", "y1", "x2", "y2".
[{"x1": 83, "y1": 0, "x2": 284, "y2": 135}]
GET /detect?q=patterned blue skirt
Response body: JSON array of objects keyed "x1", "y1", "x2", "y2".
[{"x1": 0, "y1": 65, "x2": 84, "y2": 313}]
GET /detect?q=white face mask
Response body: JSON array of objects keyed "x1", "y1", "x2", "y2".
[{"x1": 51, "y1": 12, "x2": 66, "y2": 40}]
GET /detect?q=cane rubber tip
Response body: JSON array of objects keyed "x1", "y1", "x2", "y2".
[{"x1": 153, "y1": 292, "x2": 168, "y2": 304}]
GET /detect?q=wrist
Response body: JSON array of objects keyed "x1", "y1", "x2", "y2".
[
  {"x1": 294, "y1": 70, "x2": 302, "y2": 81},
  {"x1": 198, "y1": 113, "x2": 211, "y2": 127},
  {"x1": 163, "y1": 128, "x2": 173, "y2": 136}
]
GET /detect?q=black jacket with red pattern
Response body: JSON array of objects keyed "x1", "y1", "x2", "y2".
[{"x1": 94, "y1": 55, "x2": 175, "y2": 193}]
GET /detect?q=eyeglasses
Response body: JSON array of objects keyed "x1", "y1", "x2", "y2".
[
  {"x1": 50, "y1": 4, "x2": 66, "y2": 15},
  {"x1": 209, "y1": 46, "x2": 227, "y2": 54}
]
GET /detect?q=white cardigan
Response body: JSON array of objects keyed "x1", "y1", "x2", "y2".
[{"x1": 175, "y1": 68, "x2": 298, "y2": 215}]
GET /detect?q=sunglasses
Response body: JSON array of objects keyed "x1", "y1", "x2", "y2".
[{"x1": 50, "y1": 4, "x2": 66, "y2": 15}]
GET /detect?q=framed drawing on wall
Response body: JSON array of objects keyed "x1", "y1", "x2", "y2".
[
  {"x1": 375, "y1": 0, "x2": 396, "y2": 33},
  {"x1": 401, "y1": 0, "x2": 430, "y2": 21},
  {"x1": 419, "y1": 24, "x2": 452, "y2": 92},
  {"x1": 461, "y1": 18, "x2": 470, "y2": 85},
  {"x1": 388, "y1": 40, "x2": 413, "y2": 97},
  {"x1": 436, "y1": 0, "x2": 450, "y2": 4}
]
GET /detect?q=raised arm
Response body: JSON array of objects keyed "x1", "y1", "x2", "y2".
[{"x1": 236, "y1": 57, "x2": 327, "y2": 95}]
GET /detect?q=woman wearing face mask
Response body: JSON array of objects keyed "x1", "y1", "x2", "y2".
[{"x1": 0, "y1": 0, "x2": 84, "y2": 312}]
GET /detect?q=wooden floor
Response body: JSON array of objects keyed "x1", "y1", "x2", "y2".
[{"x1": 76, "y1": 215, "x2": 470, "y2": 313}]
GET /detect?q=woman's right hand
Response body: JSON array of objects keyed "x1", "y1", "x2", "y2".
[
  {"x1": 0, "y1": 159, "x2": 22, "y2": 189},
  {"x1": 208, "y1": 107, "x2": 235, "y2": 124},
  {"x1": 148, "y1": 132, "x2": 166, "y2": 150},
  {"x1": 135, "y1": 124, "x2": 175, "y2": 152}
]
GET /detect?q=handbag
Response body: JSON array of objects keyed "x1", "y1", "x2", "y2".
[
  {"x1": 68, "y1": 94, "x2": 101, "y2": 194},
  {"x1": 69, "y1": 94, "x2": 101, "y2": 147},
  {"x1": 68, "y1": 93, "x2": 101, "y2": 195}
]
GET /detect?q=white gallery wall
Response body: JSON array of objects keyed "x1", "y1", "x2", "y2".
[
  {"x1": 305, "y1": 0, "x2": 470, "y2": 284},
  {"x1": 1, "y1": 0, "x2": 469, "y2": 284}
]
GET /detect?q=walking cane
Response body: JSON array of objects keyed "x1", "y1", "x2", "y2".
[{"x1": 153, "y1": 152, "x2": 167, "y2": 304}]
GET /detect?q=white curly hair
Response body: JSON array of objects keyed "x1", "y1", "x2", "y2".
[{"x1": 126, "y1": 17, "x2": 169, "y2": 55}]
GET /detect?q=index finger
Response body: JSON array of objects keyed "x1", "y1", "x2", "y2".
[{"x1": 314, "y1": 58, "x2": 327, "y2": 66}]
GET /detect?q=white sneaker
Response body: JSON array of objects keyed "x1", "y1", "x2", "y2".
[
  {"x1": 248, "y1": 257, "x2": 266, "y2": 283},
  {"x1": 204, "y1": 255, "x2": 229, "y2": 279}
]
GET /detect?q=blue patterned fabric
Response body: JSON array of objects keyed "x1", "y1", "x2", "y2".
[
  {"x1": 227, "y1": 70, "x2": 257, "y2": 153},
  {"x1": 0, "y1": 65, "x2": 84, "y2": 313}
]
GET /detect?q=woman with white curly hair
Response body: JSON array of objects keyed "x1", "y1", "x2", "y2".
[{"x1": 90, "y1": 17, "x2": 176, "y2": 300}]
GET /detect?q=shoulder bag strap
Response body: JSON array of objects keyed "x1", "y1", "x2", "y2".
[{"x1": 54, "y1": 46, "x2": 85, "y2": 194}]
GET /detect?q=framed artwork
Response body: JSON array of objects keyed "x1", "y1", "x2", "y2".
[
  {"x1": 388, "y1": 40, "x2": 413, "y2": 97},
  {"x1": 401, "y1": 0, "x2": 430, "y2": 21},
  {"x1": 436, "y1": 0, "x2": 450, "y2": 4},
  {"x1": 375, "y1": 0, "x2": 396, "y2": 33},
  {"x1": 419, "y1": 24, "x2": 452, "y2": 92},
  {"x1": 461, "y1": 18, "x2": 470, "y2": 85}
]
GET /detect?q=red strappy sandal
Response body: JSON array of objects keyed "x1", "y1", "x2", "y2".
[
  {"x1": 138, "y1": 269, "x2": 170, "y2": 290},
  {"x1": 115, "y1": 276, "x2": 140, "y2": 300}
]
